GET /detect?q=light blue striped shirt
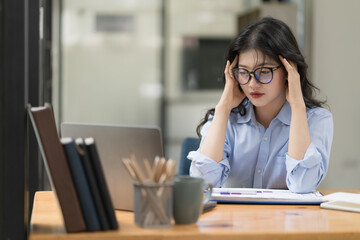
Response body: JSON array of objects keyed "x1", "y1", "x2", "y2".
[{"x1": 188, "y1": 101, "x2": 333, "y2": 193}]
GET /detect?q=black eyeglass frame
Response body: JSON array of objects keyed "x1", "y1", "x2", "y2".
[{"x1": 231, "y1": 65, "x2": 282, "y2": 85}]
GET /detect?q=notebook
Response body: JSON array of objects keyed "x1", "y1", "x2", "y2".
[
  {"x1": 211, "y1": 188, "x2": 324, "y2": 205},
  {"x1": 321, "y1": 192, "x2": 360, "y2": 213},
  {"x1": 61, "y1": 122, "x2": 163, "y2": 211}
]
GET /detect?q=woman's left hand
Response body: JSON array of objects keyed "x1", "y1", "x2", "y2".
[{"x1": 279, "y1": 56, "x2": 305, "y2": 107}]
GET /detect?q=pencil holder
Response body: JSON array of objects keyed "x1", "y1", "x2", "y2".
[{"x1": 133, "y1": 181, "x2": 173, "y2": 228}]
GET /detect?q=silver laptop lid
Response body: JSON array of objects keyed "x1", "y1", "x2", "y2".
[{"x1": 60, "y1": 122, "x2": 163, "y2": 211}]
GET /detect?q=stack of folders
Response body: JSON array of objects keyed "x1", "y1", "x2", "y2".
[{"x1": 27, "y1": 103, "x2": 118, "y2": 233}]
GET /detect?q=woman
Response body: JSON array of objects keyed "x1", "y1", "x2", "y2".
[{"x1": 188, "y1": 17, "x2": 333, "y2": 193}]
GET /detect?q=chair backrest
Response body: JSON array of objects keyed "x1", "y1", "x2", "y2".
[{"x1": 178, "y1": 137, "x2": 200, "y2": 175}]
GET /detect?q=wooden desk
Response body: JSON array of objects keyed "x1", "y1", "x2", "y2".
[{"x1": 30, "y1": 190, "x2": 360, "y2": 240}]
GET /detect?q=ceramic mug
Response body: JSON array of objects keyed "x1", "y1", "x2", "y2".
[{"x1": 172, "y1": 176, "x2": 212, "y2": 224}]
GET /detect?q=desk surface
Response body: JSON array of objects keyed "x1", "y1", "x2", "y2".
[{"x1": 30, "y1": 190, "x2": 360, "y2": 240}]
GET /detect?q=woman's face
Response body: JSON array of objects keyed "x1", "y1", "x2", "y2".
[{"x1": 237, "y1": 49, "x2": 287, "y2": 111}]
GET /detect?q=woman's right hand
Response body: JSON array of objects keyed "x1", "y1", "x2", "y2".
[
  {"x1": 217, "y1": 56, "x2": 246, "y2": 111},
  {"x1": 200, "y1": 56, "x2": 245, "y2": 162}
]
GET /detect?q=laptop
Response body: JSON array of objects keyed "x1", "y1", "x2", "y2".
[{"x1": 60, "y1": 122, "x2": 163, "y2": 211}]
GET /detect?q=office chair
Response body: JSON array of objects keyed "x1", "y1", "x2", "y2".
[{"x1": 178, "y1": 137, "x2": 200, "y2": 175}]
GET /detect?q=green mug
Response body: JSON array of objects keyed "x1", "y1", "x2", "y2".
[{"x1": 172, "y1": 176, "x2": 212, "y2": 224}]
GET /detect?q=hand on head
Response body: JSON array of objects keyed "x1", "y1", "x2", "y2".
[
  {"x1": 217, "y1": 55, "x2": 246, "y2": 111},
  {"x1": 279, "y1": 56, "x2": 305, "y2": 107}
]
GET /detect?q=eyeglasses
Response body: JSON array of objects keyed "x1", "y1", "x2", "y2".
[{"x1": 231, "y1": 66, "x2": 282, "y2": 85}]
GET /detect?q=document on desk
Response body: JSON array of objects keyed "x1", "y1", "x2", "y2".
[{"x1": 211, "y1": 188, "x2": 324, "y2": 204}]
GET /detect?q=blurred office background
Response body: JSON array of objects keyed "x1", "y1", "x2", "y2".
[{"x1": 50, "y1": 0, "x2": 360, "y2": 189}]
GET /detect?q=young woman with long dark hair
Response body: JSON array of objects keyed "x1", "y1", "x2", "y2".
[{"x1": 188, "y1": 17, "x2": 333, "y2": 193}]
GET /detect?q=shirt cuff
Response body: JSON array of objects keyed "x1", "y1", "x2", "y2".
[
  {"x1": 285, "y1": 143, "x2": 321, "y2": 173},
  {"x1": 187, "y1": 150, "x2": 230, "y2": 187}
]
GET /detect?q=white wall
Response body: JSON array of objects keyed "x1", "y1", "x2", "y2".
[
  {"x1": 312, "y1": 0, "x2": 360, "y2": 188},
  {"x1": 61, "y1": 0, "x2": 162, "y2": 126}
]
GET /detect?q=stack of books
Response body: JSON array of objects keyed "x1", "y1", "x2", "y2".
[{"x1": 27, "y1": 103, "x2": 118, "y2": 233}]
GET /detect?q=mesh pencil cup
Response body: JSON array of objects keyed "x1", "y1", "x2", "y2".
[{"x1": 133, "y1": 181, "x2": 173, "y2": 228}]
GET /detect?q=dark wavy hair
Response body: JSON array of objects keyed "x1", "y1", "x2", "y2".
[{"x1": 196, "y1": 17, "x2": 326, "y2": 137}]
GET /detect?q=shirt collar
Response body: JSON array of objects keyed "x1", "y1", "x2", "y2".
[
  {"x1": 235, "y1": 99, "x2": 254, "y2": 124},
  {"x1": 276, "y1": 101, "x2": 291, "y2": 126},
  {"x1": 236, "y1": 100, "x2": 291, "y2": 126}
]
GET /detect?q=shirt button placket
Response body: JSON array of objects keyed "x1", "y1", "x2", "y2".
[{"x1": 254, "y1": 132, "x2": 270, "y2": 188}]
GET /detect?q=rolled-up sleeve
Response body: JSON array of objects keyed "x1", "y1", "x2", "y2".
[
  {"x1": 285, "y1": 109, "x2": 333, "y2": 193},
  {"x1": 188, "y1": 150, "x2": 230, "y2": 187},
  {"x1": 188, "y1": 119, "x2": 231, "y2": 187}
]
